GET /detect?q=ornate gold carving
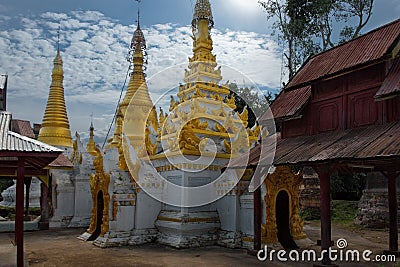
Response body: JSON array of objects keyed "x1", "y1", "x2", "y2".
[
  {"x1": 248, "y1": 125, "x2": 261, "y2": 147},
  {"x1": 169, "y1": 95, "x2": 179, "y2": 111},
  {"x1": 238, "y1": 106, "x2": 249, "y2": 128},
  {"x1": 70, "y1": 132, "x2": 82, "y2": 165},
  {"x1": 88, "y1": 147, "x2": 110, "y2": 237},
  {"x1": 187, "y1": 118, "x2": 208, "y2": 130},
  {"x1": 215, "y1": 122, "x2": 227, "y2": 134},
  {"x1": 225, "y1": 94, "x2": 236, "y2": 109},
  {"x1": 193, "y1": 88, "x2": 206, "y2": 98},
  {"x1": 261, "y1": 166, "x2": 307, "y2": 244},
  {"x1": 159, "y1": 107, "x2": 167, "y2": 126},
  {"x1": 178, "y1": 123, "x2": 202, "y2": 152},
  {"x1": 211, "y1": 93, "x2": 224, "y2": 101}
]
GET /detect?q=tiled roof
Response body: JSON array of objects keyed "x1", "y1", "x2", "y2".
[
  {"x1": 47, "y1": 153, "x2": 73, "y2": 169},
  {"x1": 11, "y1": 119, "x2": 35, "y2": 139},
  {"x1": 287, "y1": 19, "x2": 400, "y2": 89}
]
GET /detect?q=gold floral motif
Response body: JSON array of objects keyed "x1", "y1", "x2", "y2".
[
  {"x1": 215, "y1": 122, "x2": 227, "y2": 133},
  {"x1": 238, "y1": 106, "x2": 248, "y2": 128},
  {"x1": 159, "y1": 107, "x2": 167, "y2": 126},
  {"x1": 178, "y1": 124, "x2": 202, "y2": 152},
  {"x1": 194, "y1": 88, "x2": 206, "y2": 98},
  {"x1": 212, "y1": 93, "x2": 224, "y2": 101},
  {"x1": 248, "y1": 125, "x2": 261, "y2": 138},
  {"x1": 187, "y1": 118, "x2": 208, "y2": 130},
  {"x1": 169, "y1": 95, "x2": 178, "y2": 112},
  {"x1": 225, "y1": 94, "x2": 236, "y2": 109},
  {"x1": 70, "y1": 132, "x2": 82, "y2": 164}
]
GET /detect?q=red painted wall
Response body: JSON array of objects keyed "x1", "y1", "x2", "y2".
[{"x1": 281, "y1": 63, "x2": 391, "y2": 138}]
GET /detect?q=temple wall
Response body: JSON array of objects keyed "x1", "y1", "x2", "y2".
[{"x1": 355, "y1": 172, "x2": 400, "y2": 228}]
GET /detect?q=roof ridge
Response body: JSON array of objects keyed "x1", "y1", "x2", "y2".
[{"x1": 308, "y1": 18, "x2": 400, "y2": 61}]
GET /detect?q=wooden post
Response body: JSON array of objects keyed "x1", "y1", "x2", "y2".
[
  {"x1": 316, "y1": 169, "x2": 333, "y2": 266},
  {"x1": 16, "y1": 157, "x2": 25, "y2": 267},
  {"x1": 387, "y1": 171, "x2": 398, "y2": 253},
  {"x1": 24, "y1": 177, "x2": 32, "y2": 218},
  {"x1": 254, "y1": 186, "x2": 261, "y2": 251}
]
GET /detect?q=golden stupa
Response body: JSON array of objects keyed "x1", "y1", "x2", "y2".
[{"x1": 38, "y1": 47, "x2": 72, "y2": 147}]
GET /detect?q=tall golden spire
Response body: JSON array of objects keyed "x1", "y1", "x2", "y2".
[
  {"x1": 38, "y1": 32, "x2": 72, "y2": 148},
  {"x1": 86, "y1": 118, "x2": 97, "y2": 156},
  {"x1": 113, "y1": 2, "x2": 156, "y2": 158},
  {"x1": 178, "y1": 0, "x2": 226, "y2": 98},
  {"x1": 119, "y1": 8, "x2": 150, "y2": 116}
]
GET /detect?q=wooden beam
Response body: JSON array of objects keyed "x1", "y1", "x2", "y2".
[
  {"x1": 315, "y1": 168, "x2": 336, "y2": 267},
  {"x1": 387, "y1": 171, "x2": 399, "y2": 253},
  {"x1": 0, "y1": 167, "x2": 47, "y2": 177},
  {"x1": 16, "y1": 157, "x2": 24, "y2": 267},
  {"x1": 253, "y1": 186, "x2": 261, "y2": 251}
]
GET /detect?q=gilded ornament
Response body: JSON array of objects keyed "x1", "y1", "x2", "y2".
[
  {"x1": 169, "y1": 96, "x2": 178, "y2": 111},
  {"x1": 87, "y1": 146, "x2": 110, "y2": 237},
  {"x1": 225, "y1": 94, "x2": 236, "y2": 109},
  {"x1": 238, "y1": 106, "x2": 249, "y2": 128},
  {"x1": 261, "y1": 166, "x2": 307, "y2": 244}
]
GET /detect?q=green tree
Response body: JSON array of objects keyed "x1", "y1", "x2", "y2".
[
  {"x1": 229, "y1": 83, "x2": 274, "y2": 128},
  {"x1": 0, "y1": 179, "x2": 13, "y2": 199},
  {"x1": 258, "y1": 0, "x2": 374, "y2": 81}
]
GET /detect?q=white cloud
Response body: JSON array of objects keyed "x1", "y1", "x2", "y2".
[{"x1": 0, "y1": 10, "x2": 281, "y2": 144}]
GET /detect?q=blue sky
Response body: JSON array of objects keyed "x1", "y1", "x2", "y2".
[{"x1": 0, "y1": 0, "x2": 399, "y2": 143}]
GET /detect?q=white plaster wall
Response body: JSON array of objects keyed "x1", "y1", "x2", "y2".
[{"x1": 135, "y1": 191, "x2": 161, "y2": 229}]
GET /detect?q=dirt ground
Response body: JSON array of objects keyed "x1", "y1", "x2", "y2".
[{"x1": 0, "y1": 222, "x2": 399, "y2": 267}]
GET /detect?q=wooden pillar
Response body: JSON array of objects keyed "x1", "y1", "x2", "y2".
[
  {"x1": 387, "y1": 171, "x2": 398, "y2": 253},
  {"x1": 254, "y1": 186, "x2": 262, "y2": 251},
  {"x1": 24, "y1": 177, "x2": 32, "y2": 218},
  {"x1": 16, "y1": 157, "x2": 25, "y2": 267},
  {"x1": 316, "y1": 169, "x2": 332, "y2": 266}
]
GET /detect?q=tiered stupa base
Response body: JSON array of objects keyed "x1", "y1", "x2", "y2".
[{"x1": 155, "y1": 210, "x2": 220, "y2": 248}]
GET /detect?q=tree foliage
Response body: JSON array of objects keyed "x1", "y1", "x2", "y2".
[
  {"x1": 229, "y1": 83, "x2": 274, "y2": 128},
  {"x1": 259, "y1": 0, "x2": 374, "y2": 81}
]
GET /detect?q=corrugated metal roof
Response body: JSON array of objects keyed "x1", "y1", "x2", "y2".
[
  {"x1": 273, "y1": 121, "x2": 400, "y2": 166},
  {"x1": 11, "y1": 119, "x2": 35, "y2": 139},
  {"x1": 267, "y1": 85, "x2": 311, "y2": 120},
  {"x1": 0, "y1": 75, "x2": 6, "y2": 90},
  {"x1": 287, "y1": 19, "x2": 400, "y2": 89},
  {"x1": 0, "y1": 112, "x2": 62, "y2": 153},
  {"x1": 375, "y1": 57, "x2": 400, "y2": 99}
]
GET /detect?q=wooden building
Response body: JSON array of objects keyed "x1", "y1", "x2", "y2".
[{"x1": 263, "y1": 19, "x2": 400, "y2": 265}]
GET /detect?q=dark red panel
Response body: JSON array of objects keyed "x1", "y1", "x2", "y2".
[
  {"x1": 347, "y1": 88, "x2": 382, "y2": 128},
  {"x1": 311, "y1": 97, "x2": 342, "y2": 134},
  {"x1": 387, "y1": 96, "x2": 400, "y2": 122}
]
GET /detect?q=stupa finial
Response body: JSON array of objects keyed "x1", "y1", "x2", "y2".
[{"x1": 192, "y1": 0, "x2": 214, "y2": 33}]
